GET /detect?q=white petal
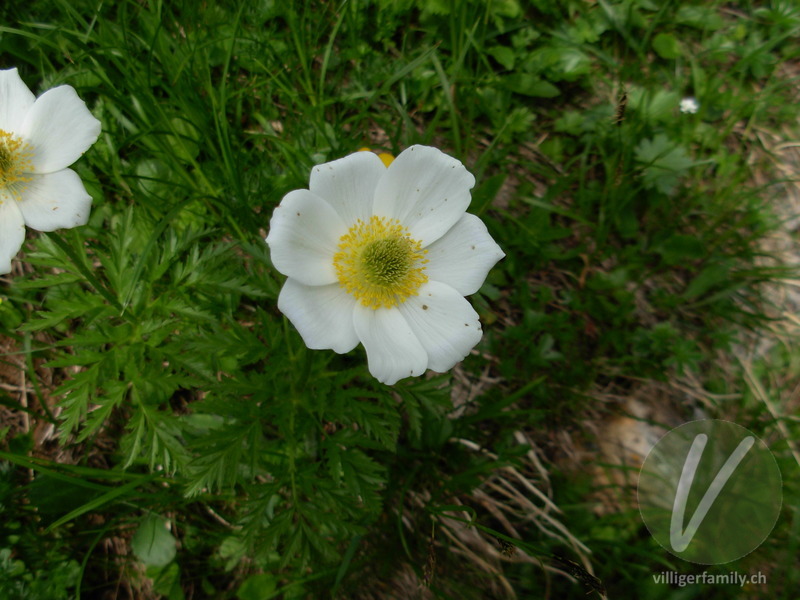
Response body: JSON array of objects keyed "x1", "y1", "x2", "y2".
[
  {"x1": 16, "y1": 169, "x2": 92, "y2": 232},
  {"x1": 310, "y1": 151, "x2": 386, "y2": 226},
  {"x1": 0, "y1": 197, "x2": 26, "y2": 274},
  {"x1": 373, "y1": 145, "x2": 475, "y2": 246},
  {"x1": 353, "y1": 304, "x2": 427, "y2": 385},
  {"x1": 398, "y1": 281, "x2": 482, "y2": 373},
  {"x1": 424, "y1": 213, "x2": 505, "y2": 295},
  {"x1": 0, "y1": 68, "x2": 35, "y2": 132},
  {"x1": 20, "y1": 85, "x2": 101, "y2": 174},
  {"x1": 265, "y1": 189, "x2": 347, "y2": 286},
  {"x1": 277, "y1": 278, "x2": 359, "y2": 354}
]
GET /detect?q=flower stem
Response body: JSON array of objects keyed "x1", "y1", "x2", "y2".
[{"x1": 287, "y1": 340, "x2": 313, "y2": 507}]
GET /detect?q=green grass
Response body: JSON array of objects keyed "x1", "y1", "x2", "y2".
[{"x1": 0, "y1": 0, "x2": 799, "y2": 598}]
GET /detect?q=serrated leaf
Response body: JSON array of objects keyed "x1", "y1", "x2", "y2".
[
  {"x1": 13, "y1": 272, "x2": 83, "y2": 289},
  {"x1": 184, "y1": 419, "x2": 261, "y2": 495},
  {"x1": 18, "y1": 307, "x2": 89, "y2": 332},
  {"x1": 326, "y1": 444, "x2": 343, "y2": 484},
  {"x1": 46, "y1": 350, "x2": 105, "y2": 368}
]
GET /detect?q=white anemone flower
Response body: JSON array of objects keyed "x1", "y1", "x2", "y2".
[
  {"x1": 266, "y1": 145, "x2": 505, "y2": 385},
  {"x1": 679, "y1": 97, "x2": 699, "y2": 114},
  {"x1": 0, "y1": 68, "x2": 101, "y2": 274}
]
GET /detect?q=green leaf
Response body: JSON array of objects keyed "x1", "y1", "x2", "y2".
[
  {"x1": 551, "y1": 47, "x2": 591, "y2": 80},
  {"x1": 490, "y1": 0, "x2": 521, "y2": 19},
  {"x1": 502, "y1": 74, "x2": 560, "y2": 97},
  {"x1": 27, "y1": 474, "x2": 100, "y2": 522},
  {"x1": 332, "y1": 535, "x2": 362, "y2": 594},
  {"x1": 487, "y1": 45, "x2": 515, "y2": 70},
  {"x1": 677, "y1": 5, "x2": 724, "y2": 30},
  {"x1": 237, "y1": 573, "x2": 278, "y2": 600},
  {"x1": 628, "y1": 87, "x2": 681, "y2": 122},
  {"x1": 634, "y1": 134, "x2": 694, "y2": 194},
  {"x1": 148, "y1": 562, "x2": 184, "y2": 600},
  {"x1": 683, "y1": 261, "x2": 734, "y2": 299},
  {"x1": 132, "y1": 514, "x2": 177, "y2": 568},
  {"x1": 471, "y1": 173, "x2": 507, "y2": 215},
  {"x1": 166, "y1": 117, "x2": 201, "y2": 162},
  {"x1": 657, "y1": 235, "x2": 706, "y2": 265},
  {"x1": 45, "y1": 471, "x2": 160, "y2": 531},
  {"x1": 653, "y1": 32, "x2": 681, "y2": 58}
]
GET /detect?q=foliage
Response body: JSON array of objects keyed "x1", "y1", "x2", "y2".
[{"x1": 0, "y1": 0, "x2": 798, "y2": 598}]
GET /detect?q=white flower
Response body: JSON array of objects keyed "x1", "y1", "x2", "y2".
[
  {"x1": 679, "y1": 97, "x2": 699, "y2": 114},
  {"x1": 266, "y1": 145, "x2": 505, "y2": 385},
  {"x1": 0, "y1": 68, "x2": 101, "y2": 274}
]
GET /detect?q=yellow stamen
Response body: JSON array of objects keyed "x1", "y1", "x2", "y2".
[
  {"x1": 0, "y1": 129, "x2": 33, "y2": 200},
  {"x1": 334, "y1": 216, "x2": 428, "y2": 309},
  {"x1": 358, "y1": 147, "x2": 395, "y2": 167}
]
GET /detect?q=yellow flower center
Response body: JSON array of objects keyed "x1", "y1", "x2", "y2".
[
  {"x1": 333, "y1": 215, "x2": 428, "y2": 309},
  {"x1": 0, "y1": 129, "x2": 33, "y2": 199}
]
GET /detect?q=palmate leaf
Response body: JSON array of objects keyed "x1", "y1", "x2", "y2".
[
  {"x1": 235, "y1": 437, "x2": 387, "y2": 569},
  {"x1": 265, "y1": 495, "x2": 373, "y2": 569},
  {"x1": 634, "y1": 134, "x2": 695, "y2": 194}
]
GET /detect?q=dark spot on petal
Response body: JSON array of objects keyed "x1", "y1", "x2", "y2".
[
  {"x1": 471, "y1": 245, "x2": 476, "y2": 250},
  {"x1": 297, "y1": 212, "x2": 301, "y2": 216},
  {"x1": 422, "y1": 304, "x2": 428, "y2": 310}
]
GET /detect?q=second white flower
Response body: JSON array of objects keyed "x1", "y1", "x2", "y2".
[{"x1": 0, "y1": 68, "x2": 101, "y2": 274}]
